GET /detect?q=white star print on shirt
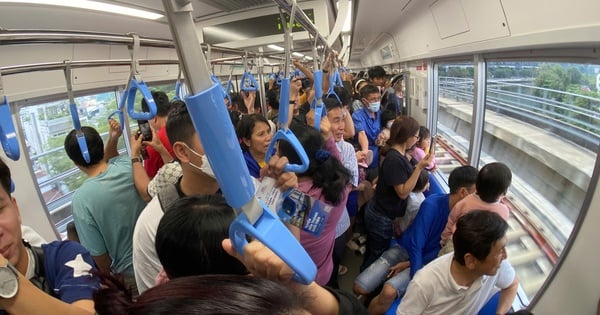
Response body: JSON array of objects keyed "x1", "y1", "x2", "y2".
[{"x1": 64, "y1": 254, "x2": 92, "y2": 278}]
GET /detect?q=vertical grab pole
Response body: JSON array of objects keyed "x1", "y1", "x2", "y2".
[{"x1": 162, "y1": 0, "x2": 316, "y2": 284}]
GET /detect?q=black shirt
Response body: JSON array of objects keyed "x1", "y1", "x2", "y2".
[{"x1": 374, "y1": 149, "x2": 414, "y2": 218}]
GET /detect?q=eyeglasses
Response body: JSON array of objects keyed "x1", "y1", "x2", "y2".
[{"x1": 412, "y1": 135, "x2": 421, "y2": 140}]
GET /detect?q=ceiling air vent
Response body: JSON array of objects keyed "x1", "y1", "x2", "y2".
[{"x1": 196, "y1": 0, "x2": 273, "y2": 12}]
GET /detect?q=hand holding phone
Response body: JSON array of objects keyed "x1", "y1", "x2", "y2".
[{"x1": 137, "y1": 120, "x2": 152, "y2": 160}]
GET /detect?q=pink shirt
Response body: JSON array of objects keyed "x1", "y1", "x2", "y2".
[
  {"x1": 413, "y1": 146, "x2": 436, "y2": 170},
  {"x1": 441, "y1": 193, "x2": 510, "y2": 242}
]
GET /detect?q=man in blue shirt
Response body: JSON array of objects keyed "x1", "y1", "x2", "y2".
[
  {"x1": 0, "y1": 157, "x2": 99, "y2": 314},
  {"x1": 352, "y1": 84, "x2": 381, "y2": 177},
  {"x1": 354, "y1": 165, "x2": 477, "y2": 314}
]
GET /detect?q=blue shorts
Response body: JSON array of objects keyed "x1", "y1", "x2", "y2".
[{"x1": 354, "y1": 244, "x2": 411, "y2": 295}]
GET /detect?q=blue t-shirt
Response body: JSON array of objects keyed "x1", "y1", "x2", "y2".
[
  {"x1": 41, "y1": 240, "x2": 100, "y2": 303},
  {"x1": 352, "y1": 107, "x2": 381, "y2": 168},
  {"x1": 243, "y1": 150, "x2": 261, "y2": 179},
  {"x1": 399, "y1": 193, "x2": 450, "y2": 278},
  {"x1": 72, "y1": 155, "x2": 147, "y2": 275}
]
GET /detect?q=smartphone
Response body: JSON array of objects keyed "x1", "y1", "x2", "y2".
[
  {"x1": 137, "y1": 120, "x2": 152, "y2": 142},
  {"x1": 429, "y1": 135, "x2": 437, "y2": 154}
]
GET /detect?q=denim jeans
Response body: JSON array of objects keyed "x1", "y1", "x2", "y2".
[
  {"x1": 360, "y1": 200, "x2": 394, "y2": 271},
  {"x1": 355, "y1": 244, "x2": 410, "y2": 294}
]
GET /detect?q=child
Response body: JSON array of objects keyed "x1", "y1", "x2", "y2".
[
  {"x1": 412, "y1": 126, "x2": 436, "y2": 171},
  {"x1": 393, "y1": 169, "x2": 430, "y2": 238}
]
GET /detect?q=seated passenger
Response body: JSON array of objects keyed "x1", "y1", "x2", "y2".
[
  {"x1": 236, "y1": 114, "x2": 273, "y2": 178},
  {"x1": 393, "y1": 169, "x2": 430, "y2": 238},
  {"x1": 0, "y1": 157, "x2": 100, "y2": 314},
  {"x1": 64, "y1": 119, "x2": 146, "y2": 295},
  {"x1": 397, "y1": 211, "x2": 519, "y2": 315},
  {"x1": 439, "y1": 162, "x2": 512, "y2": 255},
  {"x1": 353, "y1": 165, "x2": 477, "y2": 314},
  {"x1": 154, "y1": 194, "x2": 247, "y2": 283}
]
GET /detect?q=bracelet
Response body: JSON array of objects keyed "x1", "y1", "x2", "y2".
[{"x1": 131, "y1": 157, "x2": 142, "y2": 164}]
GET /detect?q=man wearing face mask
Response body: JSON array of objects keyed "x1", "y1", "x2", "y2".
[
  {"x1": 132, "y1": 101, "x2": 297, "y2": 294},
  {"x1": 352, "y1": 84, "x2": 382, "y2": 180}
]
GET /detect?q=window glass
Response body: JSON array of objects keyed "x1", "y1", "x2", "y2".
[
  {"x1": 436, "y1": 63, "x2": 475, "y2": 172},
  {"x1": 481, "y1": 61, "x2": 599, "y2": 299},
  {"x1": 19, "y1": 91, "x2": 122, "y2": 236}
]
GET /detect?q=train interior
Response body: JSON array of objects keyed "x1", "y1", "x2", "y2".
[{"x1": 0, "y1": 0, "x2": 599, "y2": 314}]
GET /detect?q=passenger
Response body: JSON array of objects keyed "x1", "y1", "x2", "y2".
[
  {"x1": 412, "y1": 126, "x2": 436, "y2": 171},
  {"x1": 397, "y1": 210, "x2": 519, "y2": 315},
  {"x1": 132, "y1": 99, "x2": 184, "y2": 202},
  {"x1": 333, "y1": 85, "x2": 356, "y2": 140},
  {"x1": 154, "y1": 195, "x2": 247, "y2": 283},
  {"x1": 376, "y1": 109, "x2": 397, "y2": 147},
  {"x1": 351, "y1": 78, "x2": 368, "y2": 113},
  {"x1": 361, "y1": 116, "x2": 434, "y2": 272},
  {"x1": 132, "y1": 101, "x2": 297, "y2": 293},
  {"x1": 278, "y1": 121, "x2": 351, "y2": 286},
  {"x1": 394, "y1": 169, "x2": 430, "y2": 237},
  {"x1": 352, "y1": 84, "x2": 382, "y2": 178},
  {"x1": 236, "y1": 114, "x2": 273, "y2": 178},
  {"x1": 353, "y1": 165, "x2": 477, "y2": 314},
  {"x1": 64, "y1": 119, "x2": 146, "y2": 295},
  {"x1": 95, "y1": 239, "x2": 368, "y2": 315},
  {"x1": 439, "y1": 162, "x2": 512, "y2": 255},
  {"x1": 324, "y1": 97, "x2": 359, "y2": 288},
  {"x1": 367, "y1": 65, "x2": 387, "y2": 92},
  {"x1": 0, "y1": 157, "x2": 99, "y2": 314},
  {"x1": 140, "y1": 91, "x2": 175, "y2": 178}
]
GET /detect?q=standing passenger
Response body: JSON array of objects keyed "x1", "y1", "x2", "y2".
[
  {"x1": 236, "y1": 114, "x2": 273, "y2": 178},
  {"x1": 352, "y1": 84, "x2": 382, "y2": 179},
  {"x1": 64, "y1": 119, "x2": 145, "y2": 295},
  {"x1": 140, "y1": 91, "x2": 174, "y2": 178}
]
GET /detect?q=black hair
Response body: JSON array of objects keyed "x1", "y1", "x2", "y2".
[
  {"x1": 94, "y1": 274, "x2": 307, "y2": 315},
  {"x1": 155, "y1": 195, "x2": 247, "y2": 279},
  {"x1": 367, "y1": 66, "x2": 386, "y2": 80},
  {"x1": 380, "y1": 110, "x2": 397, "y2": 128},
  {"x1": 359, "y1": 84, "x2": 380, "y2": 99},
  {"x1": 64, "y1": 126, "x2": 105, "y2": 167},
  {"x1": 333, "y1": 86, "x2": 352, "y2": 106},
  {"x1": 142, "y1": 91, "x2": 171, "y2": 117},
  {"x1": 388, "y1": 115, "x2": 420, "y2": 146},
  {"x1": 416, "y1": 126, "x2": 431, "y2": 148},
  {"x1": 166, "y1": 100, "x2": 196, "y2": 146},
  {"x1": 476, "y1": 162, "x2": 512, "y2": 203},
  {"x1": 267, "y1": 89, "x2": 280, "y2": 110},
  {"x1": 453, "y1": 210, "x2": 508, "y2": 265},
  {"x1": 235, "y1": 114, "x2": 271, "y2": 151},
  {"x1": 0, "y1": 157, "x2": 11, "y2": 195},
  {"x1": 448, "y1": 165, "x2": 478, "y2": 194},
  {"x1": 278, "y1": 121, "x2": 350, "y2": 205},
  {"x1": 324, "y1": 95, "x2": 342, "y2": 112},
  {"x1": 413, "y1": 169, "x2": 430, "y2": 192}
]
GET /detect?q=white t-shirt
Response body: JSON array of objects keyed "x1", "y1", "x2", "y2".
[
  {"x1": 132, "y1": 197, "x2": 164, "y2": 294},
  {"x1": 397, "y1": 253, "x2": 516, "y2": 315}
]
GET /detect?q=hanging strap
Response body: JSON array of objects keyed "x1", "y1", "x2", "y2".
[
  {"x1": 125, "y1": 34, "x2": 157, "y2": 120},
  {"x1": 0, "y1": 71, "x2": 20, "y2": 161},
  {"x1": 64, "y1": 61, "x2": 91, "y2": 164}
]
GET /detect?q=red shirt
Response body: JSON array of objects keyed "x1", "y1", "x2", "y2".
[{"x1": 144, "y1": 126, "x2": 174, "y2": 178}]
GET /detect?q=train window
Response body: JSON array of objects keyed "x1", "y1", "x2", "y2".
[
  {"x1": 18, "y1": 91, "x2": 123, "y2": 237},
  {"x1": 480, "y1": 61, "x2": 599, "y2": 300},
  {"x1": 435, "y1": 62, "x2": 475, "y2": 172}
]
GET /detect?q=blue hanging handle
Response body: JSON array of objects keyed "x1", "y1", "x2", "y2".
[
  {"x1": 107, "y1": 90, "x2": 125, "y2": 131},
  {"x1": 240, "y1": 72, "x2": 259, "y2": 92},
  {"x1": 184, "y1": 83, "x2": 316, "y2": 285},
  {"x1": 311, "y1": 70, "x2": 325, "y2": 131},
  {"x1": 0, "y1": 96, "x2": 20, "y2": 161},
  {"x1": 332, "y1": 68, "x2": 344, "y2": 87},
  {"x1": 265, "y1": 78, "x2": 309, "y2": 173},
  {"x1": 126, "y1": 78, "x2": 157, "y2": 120},
  {"x1": 69, "y1": 103, "x2": 91, "y2": 164},
  {"x1": 174, "y1": 80, "x2": 182, "y2": 100}
]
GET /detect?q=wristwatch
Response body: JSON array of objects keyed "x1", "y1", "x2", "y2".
[
  {"x1": 131, "y1": 157, "x2": 142, "y2": 164},
  {"x1": 0, "y1": 260, "x2": 19, "y2": 299}
]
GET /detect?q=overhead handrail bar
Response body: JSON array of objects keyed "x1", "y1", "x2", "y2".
[
  {"x1": 64, "y1": 61, "x2": 91, "y2": 164},
  {"x1": 0, "y1": 59, "x2": 179, "y2": 76},
  {"x1": 0, "y1": 71, "x2": 20, "y2": 161},
  {"x1": 272, "y1": 0, "x2": 331, "y2": 56},
  {"x1": 162, "y1": 0, "x2": 316, "y2": 285}
]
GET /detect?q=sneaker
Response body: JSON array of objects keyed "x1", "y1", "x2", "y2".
[
  {"x1": 338, "y1": 265, "x2": 348, "y2": 276},
  {"x1": 357, "y1": 235, "x2": 367, "y2": 245},
  {"x1": 357, "y1": 245, "x2": 366, "y2": 255}
]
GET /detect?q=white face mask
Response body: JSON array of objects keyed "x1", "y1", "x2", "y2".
[
  {"x1": 182, "y1": 143, "x2": 216, "y2": 179},
  {"x1": 386, "y1": 121, "x2": 393, "y2": 129},
  {"x1": 369, "y1": 102, "x2": 381, "y2": 113}
]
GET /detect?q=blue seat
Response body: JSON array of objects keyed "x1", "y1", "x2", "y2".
[
  {"x1": 424, "y1": 173, "x2": 445, "y2": 197},
  {"x1": 385, "y1": 291, "x2": 500, "y2": 314}
]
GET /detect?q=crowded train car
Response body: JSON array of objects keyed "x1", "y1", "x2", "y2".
[{"x1": 0, "y1": 0, "x2": 598, "y2": 314}]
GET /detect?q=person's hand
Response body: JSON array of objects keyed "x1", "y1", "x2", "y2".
[
  {"x1": 293, "y1": 58, "x2": 301, "y2": 68},
  {"x1": 130, "y1": 133, "x2": 143, "y2": 158},
  {"x1": 243, "y1": 91, "x2": 256, "y2": 114},
  {"x1": 387, "y1": 261, "x2": 410, "y2": 278},
  {"x1": 260, "y1": 155, "x2": 298, "y2": 191},
  {"x1": 222, "y1": 239, "x2": 295, "y2": 284},
  {"x1": 417, "y1": 151, "x2": 435, "y2": 170},
  {"x1": 107, "y1": 118, "x2": 122, "y2": 139}
]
